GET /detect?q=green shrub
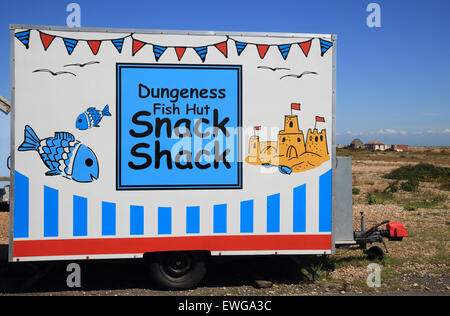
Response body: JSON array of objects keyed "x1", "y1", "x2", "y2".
[
  {"x1": 401, "y1": 178, "x2": 419, "y2": 192},
  {"x1": 384, "y1": 163, "x2": 450, "y2": 183},
  {"x1": 384, "y1": 181, "x2": 399, "y2": 193},
  {"x1": 367, "y1": 193, "x2": 379, "y2": 205},
  {"x1": 352, "y1": 188, "x2": 360, "y2": 195}
]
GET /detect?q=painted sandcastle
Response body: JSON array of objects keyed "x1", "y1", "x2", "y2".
[{"x1": 245, "y1": 104, "x2": 329, "y2": 175}]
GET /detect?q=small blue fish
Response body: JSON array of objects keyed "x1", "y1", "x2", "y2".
[
  {"x1": 76, "y1": 105, "x2": 111, "y2": 130},
  {"x1": 18, "y1": 125, "x2": 99, "y2": 183}
]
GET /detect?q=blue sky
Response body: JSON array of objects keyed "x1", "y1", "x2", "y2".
[{"x1": 0, "y1": 0, "x2": 450, "y2": 180}]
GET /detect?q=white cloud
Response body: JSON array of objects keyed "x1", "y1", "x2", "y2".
[
  {"x1": 443, "y1": 129, "x2": 450, "y2": 134},
  {"x1": 377, "y1": 128, "x2": 398, "y2": 135},
  {"x1": 399, "y1": 130, "x2": 407, "y2": 135}
]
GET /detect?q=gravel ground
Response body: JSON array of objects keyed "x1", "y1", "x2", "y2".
[{"x1": 0, "y1": 150, "x2": 449, "y2": 296}]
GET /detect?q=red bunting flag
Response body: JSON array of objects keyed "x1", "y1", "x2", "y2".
[
  {"x1": 299, "y1": 40, "x2": 312, "y2": 57},
  {"x1": 175, "y1": 47, "x2": 186, "y2": 61},
  {"x1": 315, "y1": 116, "x2": 325, "y2": 122},
  {"x1": 257, "y1": 45, "x2": 270, "y2": 59},
  {"x1": 215, "y1": 41, "x2": 228, "y2": 57},
  {"x1": 87, "y1": 40, "x2": 101, "y2": 55},
  {"x1": 132, "y1": 39, "x2": 146, "y2": 56},
  {"x1": 40, "y1": 32, "x2": 55, "y2": 51}
]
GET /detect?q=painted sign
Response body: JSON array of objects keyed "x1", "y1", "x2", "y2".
[{"x1": 11, "y1": 26, "x2": 335, "y2": 262}]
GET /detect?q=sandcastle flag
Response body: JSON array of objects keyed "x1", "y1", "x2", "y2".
[
  {"x1": 315, "y1": 116, "x2": 325, "y2": 129},
  {"x1": 291, "y1": 103, "x2": 301, "y2": 114}
]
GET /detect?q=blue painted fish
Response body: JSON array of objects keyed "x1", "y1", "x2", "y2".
[
  {"x1": 18, "y1": 125, "x2": 99, "y2": 183},
  {"x1": 76, "y1": 105, "x2": 111, "y2": 130}
]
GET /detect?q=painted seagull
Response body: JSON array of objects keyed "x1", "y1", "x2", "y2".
[
  {"x1": 280, "y1": 71, "x2": 318, "y2": 80},
  {"x1": 64, "y1": 61, "x2": 100, "y2": 68},
  {"x1": 258, "y1": 66, "x2": 291, "y2": 71},
  {"x1": 32, "y1": 69, "x2": 77, "y2": 77}
]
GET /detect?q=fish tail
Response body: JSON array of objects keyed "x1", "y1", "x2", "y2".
[
  {"x1": 102, "y1": 105, "x2": 112, "y2": 117},
  {"x1": 18, "y1": 125, "x2": 41, "y2": 152}
]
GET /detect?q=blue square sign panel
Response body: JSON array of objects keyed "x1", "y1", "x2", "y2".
[{"x1": 117, "y1": 64, "x2": 242, "y2": 190}]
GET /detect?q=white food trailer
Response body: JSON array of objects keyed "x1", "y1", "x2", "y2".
[{"x1": 9, "y1": 25, "x2": 407, "y2": 290}]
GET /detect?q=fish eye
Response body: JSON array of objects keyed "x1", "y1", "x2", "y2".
[
  {"x1": 78, "y1": 119, "x2": 82, "y2": 123},
  {"x1": 85, "y1": 158, "x2": 93, "y2": 167}
]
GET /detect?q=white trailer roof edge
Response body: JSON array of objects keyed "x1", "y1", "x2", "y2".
[{"x1": 9, "y1": 24, "x2": 335, "y2": 41}]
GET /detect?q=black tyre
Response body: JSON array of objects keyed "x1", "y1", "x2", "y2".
[
  {"x1": 366, "y1": 246, "x2": 384, "y2": 260},
  {"x1": 147, "y1": 252, "x2": 207, "y2": 290}
]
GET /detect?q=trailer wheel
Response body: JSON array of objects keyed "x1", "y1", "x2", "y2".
[
  {"x1": 366, "y1": 246, "x2": 384, "y2": 260},
  {"x1": 146, "y1": 252, "x2": 207, "y2": 290}
]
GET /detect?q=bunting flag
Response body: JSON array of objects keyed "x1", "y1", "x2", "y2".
[
  {"x1": 319, "y1": 39, "x2": 333, "y2": 57},
  {"x1": 194, "y1": 46, "x2": 208, "y2": 62},
  {"x1": 215, "y1": 41, "x2": 228, "y2": 58},
  {"x1": 175, "y1": 47, "x2": 187, "y2": 61},
  {"x1": 257, "y1": 45, "x2": 270, "y2": 59},
  {"x1": 87, "y1": 40, "x2": 101, "y2": 55},
  {"x1": 40, "y1": 32, "x2": 55, "y2": 51},
  {"x1": 63, "y1": 38, "x2": 78, "y2": 55},
  {"x1": 111, "y1": 38, "x2": 124, "y2": 53},
  {"x1": 132, "y1": 39, "x2": 145, "y2": 56},
  {"x1": 235, "y1": 41, "x2": 247, "y2": 56},
  {"x1": 153, "y1": 45, "x2": 167, "y2": 61},
  {"x1": 278, "y1": 44, "x2": 291, "y2": 60},
  {"x1": 15, "y1": 30, "x2": 31, "y2": 49},
  {"x1": 299, "y1": 40, "x2": 312, "y2": 57},
  {"x1": 15, "y1": 29, "x2": 333, "y2": 60}
]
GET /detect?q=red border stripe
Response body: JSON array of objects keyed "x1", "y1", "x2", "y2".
[{"x1": 13, "y1": 235, "x2": 331, "y2": 258}]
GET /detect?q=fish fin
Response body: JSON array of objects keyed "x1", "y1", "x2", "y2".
[
  {"x1": 87, "y1": 107, "x2": 96, "y2": 111},
  {"x1": 18, "y1": 125, "x2": 40, "y2": 152},
  {"x1": 102, "y1": 104, "x2": 112, "y2": 117},
  {"x1": 45, "y1": 170, "x2": 60, "y2": 176},
  {"x1": 54, "y1": 132, "x2": 75, "y2": 142}
]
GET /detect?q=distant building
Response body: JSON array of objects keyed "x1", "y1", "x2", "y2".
[
  {"x1": 391, "y1": 145, "x2": 408, "y2": 152},
  {"x1": 349, "y1": 138, "x2": 364, "y2": 149},
  {"x1": 365, "y1": 139, "x2": 389, "y2": 151}
]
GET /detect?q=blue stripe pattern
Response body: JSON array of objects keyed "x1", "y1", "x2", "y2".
[
  {"x1": 153, "y1": 45, "x2": 167, "y2": 61},
  {"x1": 63, "y1": 38, "x2": 78, "y2": 55},
  {"x1": 240, "y1": 200, "x2": 254, "y2": 233},
  {"x1": 235, "y1": 41, "x2": 247, "y2": 55},
  {"x1": 186, "y1": 206, "x2": 200, "y2": 234},
  {"x1": 213, "y1": 204, "x2": 227, "y2": 233},
  {"x1": 320, "y1": 39, "x2": 333, "y2": 56},
  {"x1": 14, "y1": 171, "x2": 29, "y2": 238},
  {"x1": 44, "y1": 186, "x2": 58, "y2": 237},
  {"x1": 73, "y1": 195, "x2": 88, "y2": 237},
  {"x1": 194, "y1": 46, "x2": 208, "y2": 62},
  {"x1": 158, "y1": 207, "x2": 172, "y2": 235},
  {"x1": 319, "y1": 169, "x2": 332, "y2": 232},
  {"x1": 112, "y1": 38, "x2": 124, "y2": 53},
  {"x1": 278, "y1": 44, "x2": 291, "y2": 60},
  {"x1": 15, "y1": 31, "x2": 30, "y2": 48},
  {"x1": 102, "y1": 201, "x2": 116, "y2": 236},
  {"x1": 130, "y1": 205, "x2": 144, "y2": 235},
  {"x1": 267, "y1": 193, "x2": 280, "y2": 233},
  {"x1": 293, "y1": 184, "x2": 306, "y2": 232}
]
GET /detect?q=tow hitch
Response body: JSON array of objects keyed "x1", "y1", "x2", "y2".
[{"x1": 338, "y1": 212, "x2": 408, "y2": 260}]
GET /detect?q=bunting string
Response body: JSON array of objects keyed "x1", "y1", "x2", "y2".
[{"x1": 15, "y1": 29, "x2": 333, "y2": 62}]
